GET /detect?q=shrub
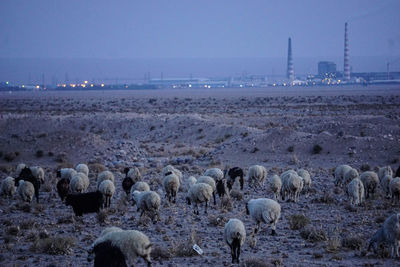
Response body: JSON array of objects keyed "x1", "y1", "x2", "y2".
[
  {"x1": 3, "y1": 152, "x2": 17, "y2": 162},
  {"x1": 240, "y1": 257, "x2": 270, "y2": 267},
  {"x1": 288, "y1": 214, "x2": 310, "y2": 230},
  {"x1": 150, "y1": 245, "x2": 171, "y2": 260},
  {"x1": 300, "y1": 226, "x2": 327, "y2": 243},
  {"x1": 230, "y1": 189, "x2": 243, "y2": 201},
  {"x1": 312, "y1": 144, "x2": 323, "y2": 154},
  {"x1": 170, "y1": 229, "x2": 202, "y2": 257},
  {"x1": 220, "y1": 196, "x2": 233, "y2": 211},
  {"x1": 31, "y1": 236, "x2": 76, "y2": 255},
  {"x1": 287, "y1": 146, "x2": 294, "y2": 153},
  {"x1": 208, "y1": 214, "x2": 226, "y2": 227},
  {"x1": 342, "y1": 234, "x2": 364, "y2": 250},
  {"x1": 35, "y1": 150, "x2": 44, "y2": 158}
]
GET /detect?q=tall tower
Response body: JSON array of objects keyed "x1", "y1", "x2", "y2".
[
  {"x1": 286, "y1": 37, "x2": 294, "y2": 81},
  {"x1": 343, "y1": 22, "x2": 350, "y2": 81}
]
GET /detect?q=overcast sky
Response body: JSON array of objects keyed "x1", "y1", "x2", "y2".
[{"x1": 0, "y1": 0, "x2": 399, "y2": 82}]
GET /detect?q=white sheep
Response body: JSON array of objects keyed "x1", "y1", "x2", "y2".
[
  {"x1": 359, "y1": 171, "x2": 379, "y2": 199},
  {"x1": 57, "y1": 168, "x2": 78, "y2": 180},
  {"x1": 76, "y1": 163, "x2": 89, "y2": 177},
  {"x1": 17, "y1": 180, "x2": 35, "y2": 203},
  {"x1": 30, "y1": 166, "x2": 45, "y2": 184},
  {"x1": 334, "y1": 164, "x2": 352, "y2": 186},
  {"x1": 346, "y1": 178, "x2": 365, "y2": 206},
  {"x1": 224, "y1": 218, "x2": 246, "y2": 264},
  {"x1": 99, "y1": 226, "x2": 123, "y2": 237},
  {"x1": 186, "y1": 183, "x2": 213, "y2": 215},
  {"x1": 70, "y1": 174, "x2": 86, "y2": 193},
  {"x1": 1, "y1": 176, "x2": 16, "y2": 197},
  {"x1": 203, "y1": 168, "x2": 224, "y2": 181},
  {"x1": 378, "y1": 166, "x2": 393, "y2": 181},
  {"x1": 296, "y1": 169, "x2": 311, "y2": 192},
  {"x1": 90, "y1": 229, "x2": 152, "y2": 266},
  {"x1": 246, "y1": 198, "x2": 281, "y2": 235},
  {"x1": 381, "y1": 174, "x2": 393, "y2": 198},
  {"x1": 131, "y1": 181, "x2": 150, "y2": 193},
  {"x1": 368, "y1": 213, "x2": 400, "y2": 258},
  {"x1": 16, "y1": 163, "x2": 26, "y2": 177},
  {"x1": 97, "y1": 170, "x2": 115, "y2": 188},
  {"x1": 162, "y1": 165, "x2": 183, "y2": 183},
  {"x1": 268, "y1": 174, "x2": 282, "y2": 201},
  {"x1": 390, "y1": 177, "x2": 400, "y2": 204},
  {"x1": 131, "y1": 190, "x2": 161, "y2": 223},
  {"x1": 196, "y1": 175, "x2": 217, "y2": 205},
  {"x1": 281, "y1": 171, "x2": 303, "y2": 202},
  {"x1": 343, "y1": 168, "x2": 359, "y2": 186},
  {"x1": 247, "y1": 165, "x2": 267, "y2": 188},
  {"x1": 186, "y1": 176, "x2": 197, "y2": 191},
  {"x1": 99, "y1": 180, "x2": 115, "y2": 208},
  {"x1": 162, "y1": 173, "x2": 180, "y2": 203},
  {"x1": 125, "y1": 167, "x2": 141, "y2": 182}
]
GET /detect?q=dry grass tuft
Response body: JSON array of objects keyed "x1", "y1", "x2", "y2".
[
  {"x1": 240, "y1": 257, "x2": 272, "y2": 267},
  {"x1": 342, "y1": 234, "x2": 365, "y2": 250},
  {"x1": 300, "y1": 226, "x2": 327, "y2": 243},
  {"x1": 170, "y1": 229, "x2": 202, "y2": 257},
  {"x1": 288, "y1": 214, "x2": 310, "y2": 230},
  {"x1": 230, "y1": 189, "x2": 244, "y2": 201},
  {"x1": 30, "y1": 236, "x2": 76, "y2": 255},
  {"x1": 97, "y1": 210, "x2": 108, "y2": 224},
  {"x1": 150, "y1": 245, "x2": 171, "y2": 261},
  {"x1": 208, "y1": 214, "x2": 226, "y2": 227},
  {"x1": 220, "y1": 196, "x2": 233, "y2": 211}
]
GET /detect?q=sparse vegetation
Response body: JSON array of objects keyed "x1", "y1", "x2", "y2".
[
  {"x1": 300, "y1": 226, "x2": 327, "y2": 243},
  {"x1": 287, "y1": 145, "x2": 294, "y2": 152},
  {"x1": 288, "y1": 214, "x2": 310, "y2": 230},
  {"x1": 30, "y1": 236, "x2": 76, "y2": 255},
  {"x1": 35, "y1": 150, "x2": 44, "y2": 158},
  {"x1": 3, "y1": 151, "x2": 18, "y2": 162},
  {"x1": 312, "y1": 144, "x2": 323, "y2": 154},
  {"x1": 342, "y1": 234, "x2": 364, "y2": 250}
]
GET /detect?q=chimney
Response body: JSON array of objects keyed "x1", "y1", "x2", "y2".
[
  {"x1": 287, "y1": 38, "x2": 294, "y2": 81},
  {"x1": 343, "y1": 23, "x2": 350, "y2": 81}
]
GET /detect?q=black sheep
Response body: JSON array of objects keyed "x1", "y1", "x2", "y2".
[
  {"x1": 66, "y1": 191, "x2": 104, "y2": 216},
  {"x1": 396, "y1": 165, "x2": 400, "y2": 178},
  {"x1": 15, "y1": 167, "x2": 41, "y2": 203},
  {"x1": 225, "y1": 167, "x2": 244, "y2": 191},
  {"x1": 88, "y1": 241, "x2": 127, "y2": 267},
  {"x1": 122, "y1": 177, "x2": 134, "y2": 196},
  {"x1": 216, "y1": 179, "x2": 227, "y2": 198},
  {"x1": 57, "y1": 178, "x2": 70, "y2": 201}
]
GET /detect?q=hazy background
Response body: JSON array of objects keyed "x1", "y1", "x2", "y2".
[{"x1": 1, "y1": 0, "x2": 399, "y2": 84}]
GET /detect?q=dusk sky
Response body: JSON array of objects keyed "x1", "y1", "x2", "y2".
[{"x1": 0, "y1": 0, "x2": 399, "y2": 83}]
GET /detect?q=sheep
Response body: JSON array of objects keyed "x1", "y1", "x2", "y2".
[
  {"x1": 17, "y1": 180, "x2": 35, "y2": 203},
  {"x1": 224, "y1": 218, "x2": 246, "y2": 264},
  {"x1": 280, "y1": 172, "x2": 303, "y2": 202},
  {"x1": 247, "y1": 165, "x2": 267, "y2": 188},
  {"x1": 16, "y1": 163, "x2": 26, "y2": 177},
  {"x1": 346, "y1": 178, "x2": 365, "y2": 206},
  {"x1": 390, "y1": 177, "x2": 400, "y2": 204},
  {"x1": 162, "y1": 173, "x2": 180, "y2": 203},
  {"x1": 56, "y1": 178, "x2": 70, "y2": 201},
  {"x1": 268, "y1": 174, "x2": 282, "y2": 201},
  {"x1": 70, "y1": 174, "x2": 86, "y2": 193},
  {"x1": 65, "y1": 191, "x2": 104, "y2": 216},
  {"x1": 89, "y1": 230, "x2": 152, "y2": 267},
  {"x1": 343, "y1": 168, "x2": 359, "y2": 186},
  {"x1": 76, "y1": 163, "x2": 89, "y2": 177},
  {"x1": 360, "y1": 171, "x2": 379, "y2": 199},
  {"x1": 99, "y1": 180, "x2": 115, "y2": 208},
  {"x1": 203, "y1": 167, "x2": 224, "y2": 182},
  {"x1": 368, "y1": 213, "x2": 400, "y2": 258},
  {"x1": 196, "y1": 175, "x2": 217, "y2": 205},
  {"x1": 1, "y1": 176, "x2": 16, "y2": 198},
  {"x1": 186, "y1": 176, "x2": 197, "y2": 191},
  {"x1": 396, "y1": 165, "x2": 400, "y2": 178},
  {"x1": 334, "y1": 164, "x2": 352, "y2": 186},
  {"x1": 381, "y1": 174, "x2": 393, "y2": 198},
  {"x1": 30, "y1": 166, "x2": 45, "y2": 184},
  {"x1": 100, "y1": 226, "x2": 123, "y2": 237},
  {"x1": 15, "y1": 167, "x2": 40, "y2": 203},
  {"x1": 216, "y1": 179, "x2": 229, "y2": 199},
  {"x1": 162, "y1": 165, "x2": 183, "y2": 183},
  {"x1": 296, "y1": 169, "x2": 311, "y2": 191},
  {"x1": 56, "y1": 168, "x2": 77, "y2": 180},
  {"x1": 378, "y1": 166, "x2": 393, "y2": 181},
  {"x1": 88, "y1": 240, "x2": 127, "y2": 267},
  {"x1": 246, "y1": 198, "x2": 281, "y2": 235},
  {"x1": 122, "y1": 167, "x2": 141, "y2": 195},
  {"x1": 97, "y1": 171, "x2": 115, "y2": 188},
  {"x1": 130, "y1": 181, "x2": 150, "y2": 193},
  {"x1": 224, "y1": 167, "x2": 244, "y2": 190},
  {"x1": 131, "y1": 190, "x2": 161, "y2": 223},
  {"x1": 186, "y1": 183, "x2": 213, "y2": 215}
]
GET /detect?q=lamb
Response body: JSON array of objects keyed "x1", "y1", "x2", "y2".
[
  {"x1": 368, "y1": 213, "x2": 400, "y2": 258},
  {"x1": 29, "y1": 166, "x2": 45, "y2": 184},
  {"x1": 186, "y1": 183, "x2": 213, "y2": 215},
  {"x1": 203, "y1": 167, "x2": 224, "y2": 182},
  {"x1": 343, "y1": 168, "x2": 359, "y2": 186},
  {"x1": 17, "y1": 180, "x2": 35, "y2": 203},
  {"x1": 186, "y1": 176, "x2": 197, "y2": 191},
  {"x1": 56, "y1": 178, "x2": 70, "y2": 201},
  {"x1": 378, "y1": 166, "x2": 393, "y2": 181},
  {"x1": 268, "y1": 174, "x2": 282, "y2": 201},
  {"x1": 99, "y1": 180, "x2": 115, "y2": 208},
  {"x1": 334, "y1": 164, "x2": 352, "y2": 186},
  {"x1": 346, "y1": 178, "x2": 365, "y2": 206},
  {"x1": 88, "y1": 240, "x2": 127, "y2": 267},
  {"x1": 1, "y1": 176, "x2": 16, "y2": 197},
  {"x1": 97, "y1": 171, "x2": 115, "y2": 188},
  {"x1": 162, "y1": 173, "x2": 180, "y2": 203},
  {"x1": 360, "y1": 171, "x2": 379, "y2": 199},
  {"x1": 390, "y1": 177, "x2": 400, "y2": 204},
  {"x1": 381, "y1": 174, "x2": 393, "y2": 198},
  {"x1": 246, "y1": 198, "x2": 281, "y2": 235},
  {"x1": 65, "y1": 191, "x2": 104, "y2": 216},
  {"x1": 280, "y1": 171, "x2": 303, "y2": 202},
  {"x1": 224, "y1": 167, "x2": 244, "y2": 191},
  {"x1": 296, "y1": 169, "x2": 311, "y2": 191},
  {"x1": 89, "y1": 229, "x2": 152, "y2": 267},
  {"x1": 56, "y1": 168, "x2": 77, "y2": 180},
  {"x1": 224, "y1": 218, "x2": 246, "y2": 264},
  {"x1": 76, "y1": 163, "x2": 89, "y2": 177},
  {"x1": 130, "y1": 181, "x2": 150, "y2": 193},
  {"x1": 131, "y1": 190, "x2": 161, "y2": 223},
  {"x1": 15, "y1": 167, "x2": 40, "y2": 203},
  {"x1": 196, "y1": 175, "x2": 217, "y2": 205},
  {"x1": 247, "y1": 165, "x2": 267, "y2": 188}
]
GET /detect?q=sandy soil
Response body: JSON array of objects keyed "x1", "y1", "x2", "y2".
[{"x1": 0, "y1": 85, "x2": 400, "y2": 267}]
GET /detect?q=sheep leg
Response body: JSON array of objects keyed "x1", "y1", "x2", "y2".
[
  {"x1": 204, "y1": 201, "x2": 208, "y2": 214},
  {"x1": 228, "y1": 243, "x2": 235, "y2": 263},
  {"x1": 213, "y1": 192, "x2": 216, "y2": 205},
  {"x1": 271, "y1": 221, "x2": 277, "y2": 236}
]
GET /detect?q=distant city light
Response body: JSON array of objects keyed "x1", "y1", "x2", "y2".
[
  {"x1": 90, "y1": 84, "x2": 94, "y2": 87},
  {"x1": 188, "y1": 84, "x2": 192, "y2": 88},
  {"x1": 207, "y1": 85, "x2": 211, "y2": 88},
  {"x1": 36, "y1": 85, "x2": 40, "y2": 89},
  {"x1": 81, "y1": 84, "x2": 86, "y2": 88},
  {"x1": 84, "y1": 80, "x2": 88, "y2": 84},
  {"x1": 21, "y1": 85, "x2": 24, "y2": 88},
  {"x1": 6, "y1": 81, "x2": 9, "y2": 85},
  {"x1": 101, "y1": 83, "x2": 104, "y2": 87}
]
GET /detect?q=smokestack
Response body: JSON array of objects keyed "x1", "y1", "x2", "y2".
[
  {"x1": 343, "y1": 22, "x2": 350, "y2": 81},
  {"x1": 286, "y1": 37, "x2": 294, "y2": 81}
]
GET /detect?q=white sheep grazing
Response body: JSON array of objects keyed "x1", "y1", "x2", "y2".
[
  {"x1": 97, "y1": 171, "x2": 115, "y2": 188},
  {"x1": 186, "y1": 183, "x2": 213, "y2": 215},
  {"x1": 70, "y1": 174, "x2": 86, "y2": 193},
  {"x1": 196, "y1": 175, "x2": 217, "y2": 205},
  {"x1": 91, "y1": 230, "x2": 152, "y2": 266},
  {"x1": 368, "y1": 213, "x2": 400, "y2": 258},
  {"x1": 17, "y1": 180, "x2": 35, "y2": 203},
  {"x1": 186, "y1": 176, "x2": 197, "y2": 191},
  {"x1": 16, "y1": 163, "x2": 26, "y2": 177},
  {"x1": 162, "y1": 165, "x2": 183, "y2": 183},
  {"x1": 99, "y1": 226, "x2": 123, "y2": 237},
  {"x1": 131, "y1": 190, "x2": 161, "y2": 223},
  {"x1": 30, "y1": 166, "x2": 45, "y2": 184},
  {"x1": 247, "y1": 165, "x2": 267, "y2": 188},
  {"x1": 296, "y1": 169, "x2": 311, "y2": 191},
  {"x1": 359, "y1": 171, "x2": 379, "y2": 199},
  {"x1": 58, "y1": 168, "x2": 78, "y2": 180},
  {"x1": 1, "y1": 176, "x2": 16, "y2": 197},
  {"x1": 75, "y1": 163, "x2": 89, "y2": 177},
  {"x1": 281, "y1": 172, "x2": 303, "y2": 202},
  {"x1": 334, "y1": 164, "x2": 352, "y2": 186},
  {"x1": 203, "y1": 168, "x2": 224, "y2": 181},
  {"x1": 378, "y1": 166, "x2": 393, "y2": 181},
  {"x1": 268, "y1": 175, "x2": 282, "y2": 201},
  {"x1": 390, "y1": 177, "x2": 400, "y2": 204},
  {"x1": 99, "y1": 180, "x2": 115, "y2": 208},
  {"x1": 246, "y1": 198, "x2": 281, "y2": 235},
  {"x1": 126, "y1": 167, "x2": 141, "y2": 182},
  {"x1": 343, "y1": 168, "x2": 359, "y2": 186},
  {"x1": 162, "y1": 173, "x2": 180, "y2": 203},
  {"x1": 381, "y1": 174, "x2": 393, "y2": 198},
  {"x1": 224, "y1": 218, "x2": 246, "y2": 264},
  {"x1": 131, "y1": 181, "x2": 150, "y2": 193},
  {"x1": 346, "y1": 178, "x2": 365, "y2": 206}
]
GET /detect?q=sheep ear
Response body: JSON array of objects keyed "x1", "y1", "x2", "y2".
[{"x1": 145, "y1": 243, "x2": 152, "y2": 249}]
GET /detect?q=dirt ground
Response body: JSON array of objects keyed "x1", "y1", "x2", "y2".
[{"x1": 0, "y1": 85, "x2": 400, "y2": 267}]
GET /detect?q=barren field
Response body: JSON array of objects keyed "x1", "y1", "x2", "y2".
[{"x1": 1, "y1": 85, "x2": 400, "y2": 267}]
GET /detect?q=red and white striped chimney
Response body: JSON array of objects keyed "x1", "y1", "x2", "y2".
[{"x1": 343, "y1": 22, "x2": 350, "y2": 81}]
